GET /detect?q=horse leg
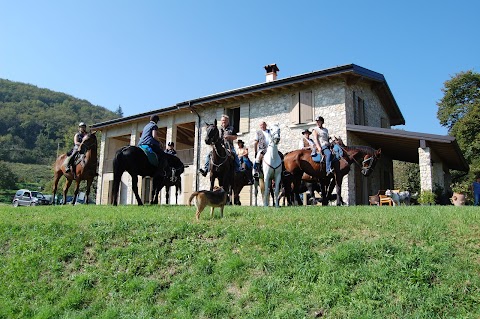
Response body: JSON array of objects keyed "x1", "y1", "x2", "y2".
[
  {"x1": 263, "y1": 171, "x2": 271, "y2": 207},
  {"x1": 85, "y1": 178, "x2": 93, "y2": 205},
  {"x1": 166, "y1": 187, "x2": 170, "y2": 205},
  {"x1": 274, "y1": 172, "x2": 281, "y2": 208},
  {"x1": 175, "y1": 185, "x2": 179, "y2": 205},
  {"x1": 62, "y1": 179, "x2": 73, "y2": 205},
  {"x1": 259, "y1": 177, "x2": 265, "y2": 205},
  {"x1": 71, "y1": 180, "x2": 81, "y2": 205},
  {"x1": 292, "y1": 174, "x2": 303, "y2": 206},
  {"x1": 131, "y1": 175, "x2": 143, "y2": 205},
  {"x1": 335, "y1": 178, "x2": 344, "y2": 206},
  {"x1": 52, "y1": 171, "x2": 62, "y2": 205}
]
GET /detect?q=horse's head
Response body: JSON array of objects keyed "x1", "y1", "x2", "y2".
[
  {"x1": 80, "y1": 131, "x2": 97, "y2": 151},
  {"x1": 360, "y1": 148, "x2": 381, "y2": 176},
  {"x1": 269, "y1": 124, "x2": 281, "y2": 145},
  {"x1": 205, "y1": 119, "x2": 220, "y2": 145}
]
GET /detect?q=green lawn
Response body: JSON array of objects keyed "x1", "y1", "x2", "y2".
[{"x1": 0, "y1": 205, "x2": 478, "y2": 318}]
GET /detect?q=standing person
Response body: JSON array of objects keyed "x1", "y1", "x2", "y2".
[
  {"x1": 138, "y1": 115, "x2": 166, "y2": 168},
  {"x1": 199, "y1": 114, "x2": 244, "y2": 176},
  {"x1": 64, "y1": 122, "x2": 88, "y2": 173},
  {"x1": 311, "y1": 116, "x2": 333, "y2": 175},
  {"x1": 165, "y1": 142, "x2": 177, "y2": 155},
  {"x1": 298, "y1": 129, "x2": 315, "y2": 151},
  {"x1": 253, "y1": 121, "x2": 270, "y2": 176},
  {"x1": 472, "y1": 176, "x2": 480, "y2": 206}
]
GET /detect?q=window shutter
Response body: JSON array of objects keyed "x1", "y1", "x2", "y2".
[
  {"x1": 353, "y1": 91, "x2": 358, "y2": 125},
  {"x1": 300, "y1": 91, "x2": 313, "y2": 123},
  {"x1": 358, "y1": 98, "x2": 365, "y2": 125},
  {"x1": 239, "y1": 103, "x2": 250, "y2": 133},
  {"x1": 290, "y1": 92, "x2": 300, "y2": 124}
]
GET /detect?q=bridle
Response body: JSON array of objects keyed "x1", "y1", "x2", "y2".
[
  {"x1": 205, "y1": 124, "x2": 229, "y2": 169},
  {"x1": 264, "y1": 126, "x2": 282, "y2": 171},
  {"x1": 336, "y1": 144, "x2": 378, "y2": 175}
]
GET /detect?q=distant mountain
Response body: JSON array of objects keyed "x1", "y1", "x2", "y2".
[{"x1": 0, "y1": 79, "x2": 120, "y2": 164}]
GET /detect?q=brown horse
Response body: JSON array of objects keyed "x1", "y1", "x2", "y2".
[
  {"x1": 283, "y1": 142, "x2": 381, "y2": 206},
  {"x1": 204, "y1": 120, "x2": 234, "y2": 203},
  {"x1": 52, "y1": 131, "x2": 97, "y2": 205}
]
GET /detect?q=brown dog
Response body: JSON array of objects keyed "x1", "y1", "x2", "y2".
[{"x1": 188, "y1": 186, "x2": 228, "y2": 220}]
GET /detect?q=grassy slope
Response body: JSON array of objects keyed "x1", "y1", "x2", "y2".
[{"x1": 0, "y1": 205, "x2": 478, "y2": 319}]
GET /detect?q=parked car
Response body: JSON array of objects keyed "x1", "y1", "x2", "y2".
[{"x1": 12, "y1": 189, "x2": 51, "y2": 207}]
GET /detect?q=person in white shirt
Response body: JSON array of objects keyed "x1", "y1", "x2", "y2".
[
  {"x1": 298, "y1": 129, "x2": 315, "y2": 151},
  {"x1": 253, "y1": 121, "x2": 270, "y2": 176},
  {"x1": 311, "y1": 116, "x2": 333, "y2": 175}
]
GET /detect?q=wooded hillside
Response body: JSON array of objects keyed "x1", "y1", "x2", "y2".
[{"x1": 0, "y1": 79, "x2": 120, "y2": 165}]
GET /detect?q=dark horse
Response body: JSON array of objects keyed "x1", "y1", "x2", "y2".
[
  {"x1": 150, "y1": 153, "x2": 184, "y2": 205},
  {"x1": 111, "y1": 146, "x2": 168, "y2": 205},
  {"x1": 284, "y1": 142, "x2": 381, "y2": 206},
  {"x1": 204, "y1": 120, "x2": 234, "y2": 203},
  {"x1": 53, "y1": 131, "x2": 97, "y2": 205}
]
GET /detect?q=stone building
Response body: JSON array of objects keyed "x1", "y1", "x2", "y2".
[{"x1": 91, "y1": 64, "x2": 468, "y2": 205}]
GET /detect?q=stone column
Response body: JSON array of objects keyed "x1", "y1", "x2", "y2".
[
  {"x1": 418, "y1": 141, "x2": 433, "y2": 191},
  {"x1": 96, "y1": 132, "x2": 107, "y2": 204}
]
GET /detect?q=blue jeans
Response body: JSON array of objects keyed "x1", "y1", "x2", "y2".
[
  {"x1": 203, "y1": 150, "x2": 242, "y2": 172},
  {"x1": 323, "y1": 147, "x2": 332, "y2": 172},
  {"x1": 474, "y1": 193, "x2": 480, "y2": 206}
]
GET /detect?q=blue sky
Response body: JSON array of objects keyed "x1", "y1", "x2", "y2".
[{"x1": 1, "y1": 1, "x2": 478, "y2": 135}]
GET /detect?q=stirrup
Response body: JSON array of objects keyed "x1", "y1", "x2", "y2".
[{"x1": 253, "y1": 172, "x2": 259, "y2": 178}]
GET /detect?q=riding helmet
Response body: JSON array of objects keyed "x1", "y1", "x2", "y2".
[{"x1": 79, "y1": 122, "x2": 87, "y2": 127}]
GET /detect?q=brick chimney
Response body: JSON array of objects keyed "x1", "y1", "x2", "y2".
[{"x1": 264, "y1": 64, "x2": 279, "y2": 82}]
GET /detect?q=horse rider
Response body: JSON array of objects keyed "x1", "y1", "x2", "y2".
[
  {"x1": 298, "y1": 129, "x2": 316, "y2": 151},
  {"x1": 253, "y1": 121, "x2": 270, "y2": 177},
  {"x1": 198, "y1": 114, "x2": 245, "y2": 177},
  {"x1": 138, "y1": 115, "x2": 168, "y2": 170},
  {"x1": 165, "y1": 142, "x2": 177, "y2": 155},
  {"x1": 64, "y1": 122, "x2": 88, "y2": 173},
  {"x1": 236, "y1": 139, "x2": 254, "y2": 185},
  {"x1": 311, "y1": 116, "x2": 333, "y2": 175}
]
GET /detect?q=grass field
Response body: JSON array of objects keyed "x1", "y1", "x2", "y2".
[{"x1": 0, "y1": 204, "x2": 479, "y2": 318}]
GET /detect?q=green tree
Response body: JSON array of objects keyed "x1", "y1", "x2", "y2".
[
  {"x1": 393, "y1": 160, "x2": 420, "y2": 192},
  {"x1": 437, "y1": 70, "x2": 480, "y2": 178},
  {"x1": 115, "y1": 105, "x2": 124, "y2": 117},
  {"x1": 0, "y1": 161, "x2": 17, "y2": 189}
]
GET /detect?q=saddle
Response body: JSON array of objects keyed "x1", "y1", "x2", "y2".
[
  {"x1": 73, "y1": 153, "x2": 85, "y2": 166},
  {"x1": 139, "y1": 145, "x2": 159, "y2": 167}
]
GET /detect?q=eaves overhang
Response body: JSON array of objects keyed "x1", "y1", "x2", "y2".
[{"x1": 346, "y1": 124, "x2": 469, "y2": 172}]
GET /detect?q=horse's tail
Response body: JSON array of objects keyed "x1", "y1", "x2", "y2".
[
  {"x1": 111, "y1": 147, "x2": 127, "y2": 205},
  {"x1": 188, "y1": 192, "x2": 199, "y2": 206}
]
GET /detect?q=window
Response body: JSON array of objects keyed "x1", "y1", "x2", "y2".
[
  {"x1": 226, "y1": 107, "x2": 240, "y2": 134},
  {"x1": 354, "y1": 94, "x2": 366, "y2": 125},
  {"x1": 381, "y1": 117, "x2": 388, "y2": 128},
  {"x1": 290, "y1": 91, "x2": 313, "y2": 124}
]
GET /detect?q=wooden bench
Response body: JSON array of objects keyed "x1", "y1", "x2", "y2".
[{"x1": 369, "y1": 190, "x2": 395, "y2": 206}]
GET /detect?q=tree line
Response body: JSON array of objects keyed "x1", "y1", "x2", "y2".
[{"x1": 0, "y1": 79, "x2": 120, "y2": 165}]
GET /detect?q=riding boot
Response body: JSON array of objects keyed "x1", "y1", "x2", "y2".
[
  {"x1": 64, "y1": 153, "x2": 75, "y2": 173},
  {"x1": 247, "y1": 169, "x2": 254, "y2": 185}
]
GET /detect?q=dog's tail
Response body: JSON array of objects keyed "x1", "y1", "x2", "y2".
[{"x1": 188, "y1": 192, "x2": 199, "y2": 206}]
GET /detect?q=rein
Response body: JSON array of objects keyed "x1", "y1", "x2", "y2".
[{"x1": 211, "y1": 139, "x2": 229, "y2": 169}]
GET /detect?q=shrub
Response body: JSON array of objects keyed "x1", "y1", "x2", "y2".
[{"x1": 418, "y1": 190, "x2": 436, "y2": 205}]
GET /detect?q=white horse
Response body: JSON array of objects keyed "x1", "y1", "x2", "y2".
[{"x1": 262, "y1": 124, "x2": 282, "y2": 207}]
